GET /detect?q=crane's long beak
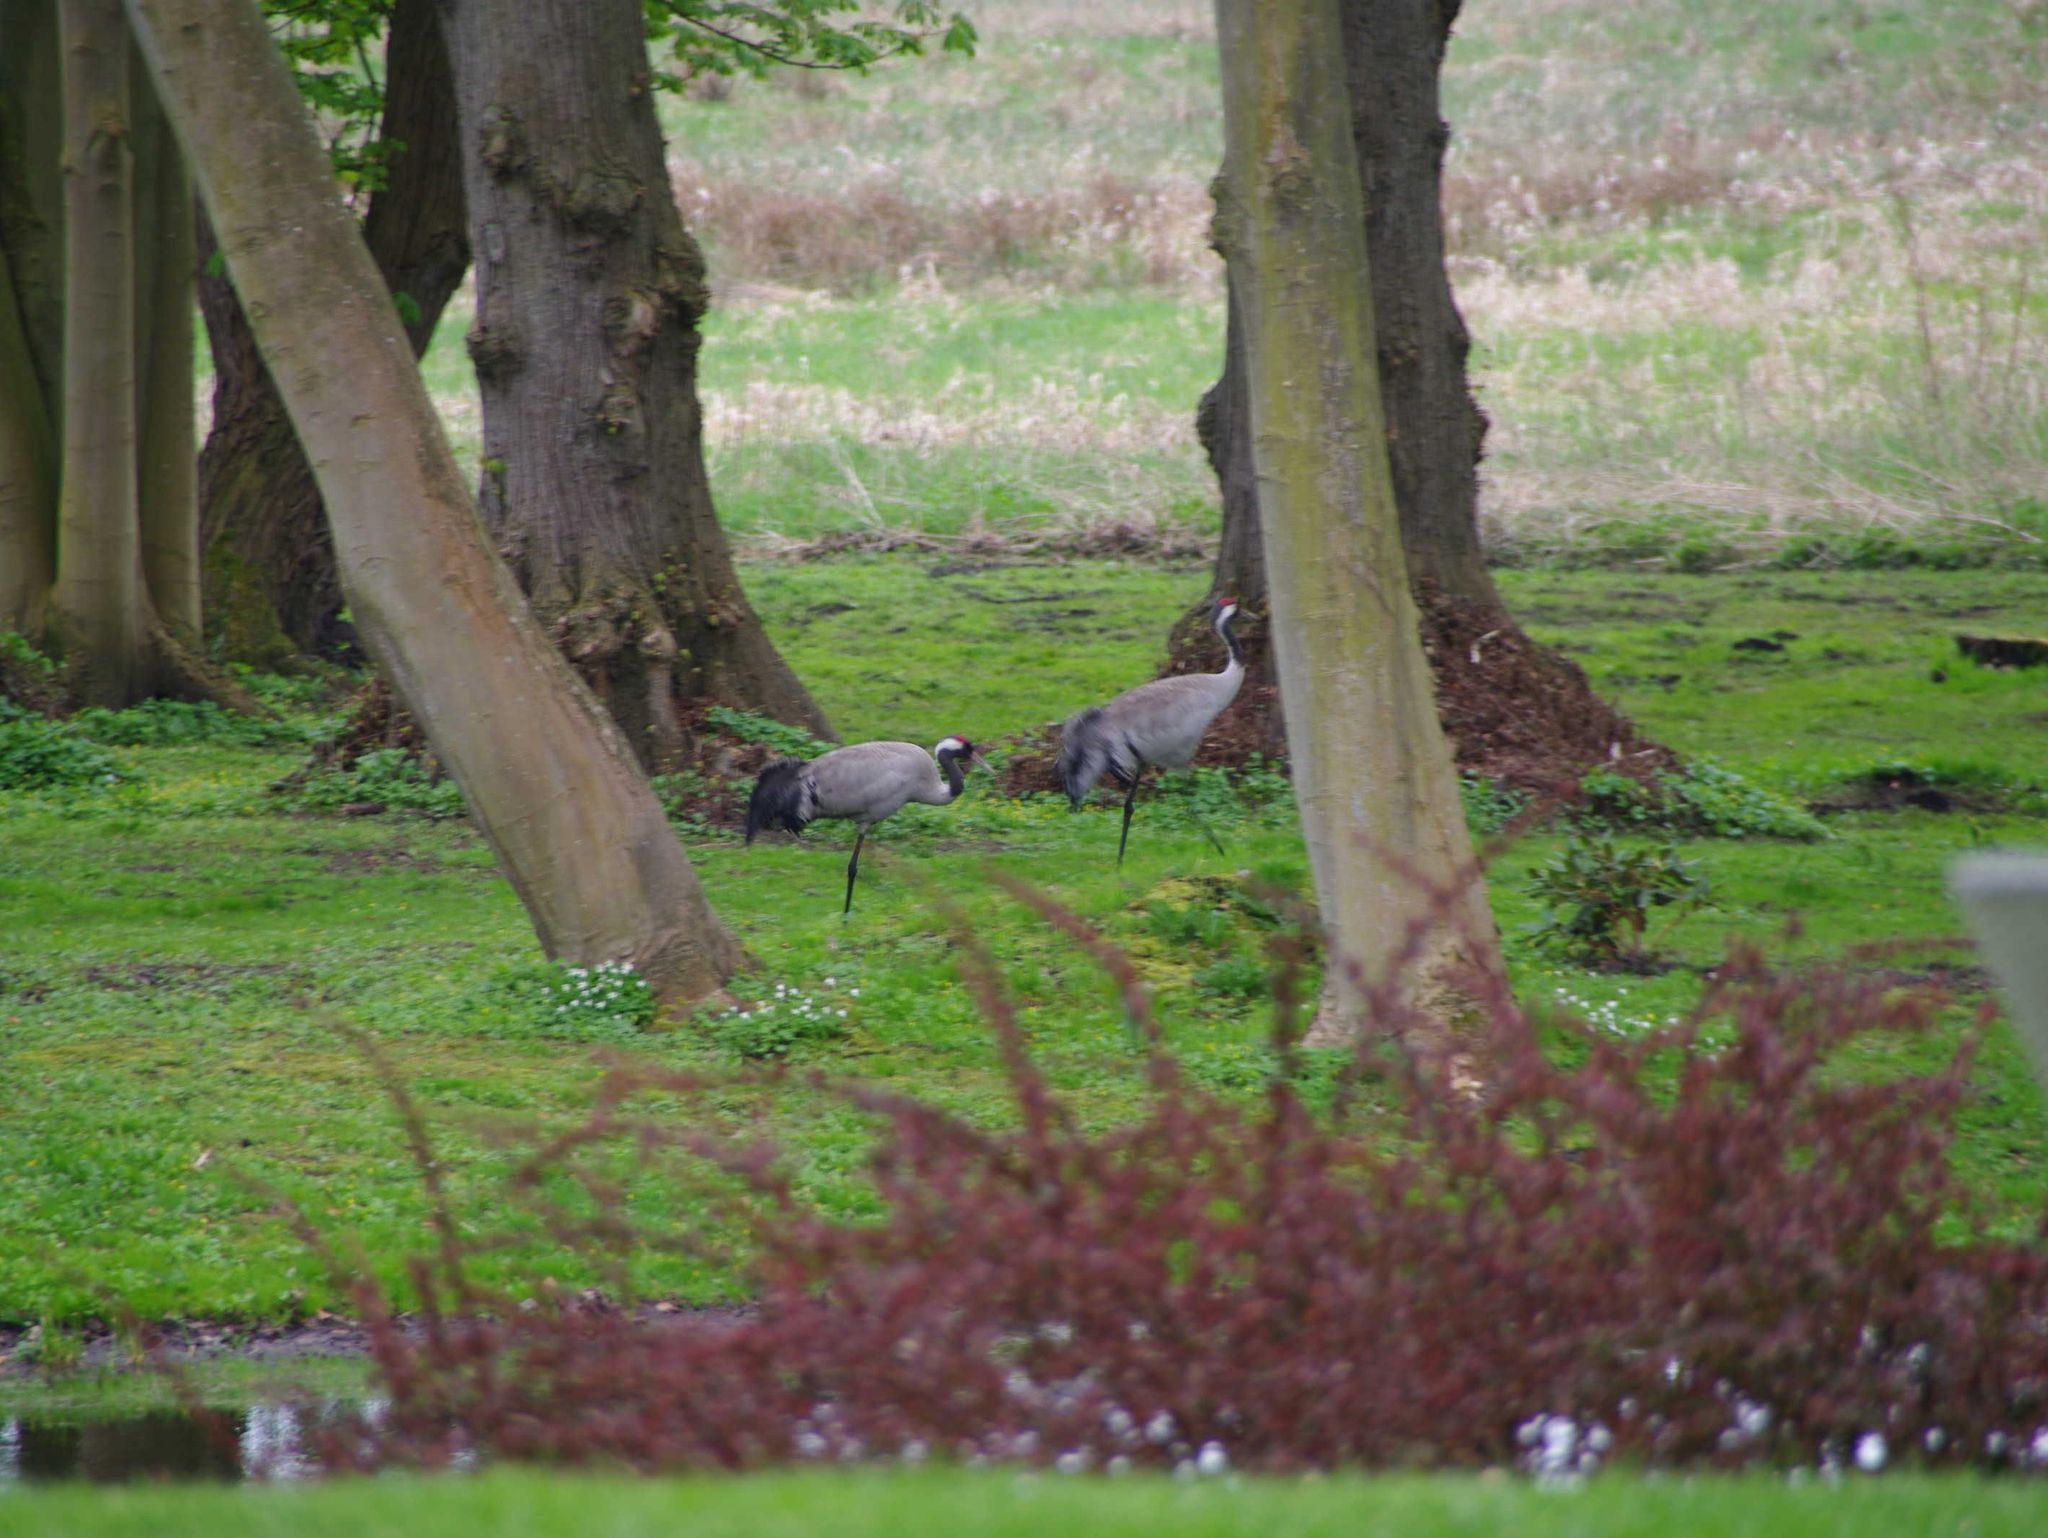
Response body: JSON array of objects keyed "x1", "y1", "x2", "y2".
[{"x1": 970, "y1": 751, "x2": 992, "y2": 773}]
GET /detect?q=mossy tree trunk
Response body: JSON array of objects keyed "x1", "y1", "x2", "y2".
[
  {"x1": 1173, "y1": 0, "x2": 1664, "y2": 790},
  {"x1": 194, "y1": 0, "x2": 469, "y2": 667},
  {"x1": 0, "y1": 0, "x2": 242, "y2": 708},
  {"x1": 124, "y1": 0, "x2": 743, "y2": 1000},
  {"x1": 51, "y1": 0, "x2": 148, "y2": 704},
  {"x1": 436, "y1": 0, "x2": 831, "y2": 770},
  {"x1": 1214, "y1": 0, "x2": 1501, "y2": 1047},
  {"x1": 0, "y1": 0, "x2": 63, "y2": 641},
  {"x1": 130, "y1": 40, "x2": 198, "y2": 643}
]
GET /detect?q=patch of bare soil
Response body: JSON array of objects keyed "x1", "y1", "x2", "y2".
[
  {"x1": 1855, "y1": 961, "x2": 1996, "y2": 994},
  {"x1": 78, "y1": 961, "x2": 307, "y2": 995},
  {"x1": 1808, "y1": 768, "x2": 2017, "y2": 816},
  {"x1": 315, "y1": 847, "x2": 457, "y2": 877},
  {"x1": 1956, "y1": 633, "x2": 2048, "y2": 669}
]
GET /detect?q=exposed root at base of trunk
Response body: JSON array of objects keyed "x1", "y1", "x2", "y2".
[
  {"x1": 147, "y1": 622, "x2": 266, "y2": 716},
  {"x1": 287, "y1": 678, "x2": 803, "y2": 833},
  {"x1": 0, "y1": 623, "x2": 261, "y2": 719}
]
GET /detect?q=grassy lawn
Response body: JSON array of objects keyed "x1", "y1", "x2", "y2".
[
  {"x1": 16, "y1": 3, "x2": 2048, "y2": 1484},
  {"x1": 3, "y1": 560, "x2": 2045, "y2": 1329},
  {"x1": 7, "y1": 1468, "x2": 2048, "y2": 1536}
]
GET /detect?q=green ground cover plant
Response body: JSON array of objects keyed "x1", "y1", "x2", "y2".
[
  {"x1": 2, "y1": 561, "x2": 2044, "y2": 1331},
  {"x1": 11, "y1": 1468, "x2": 2048, "y2": 1538}
]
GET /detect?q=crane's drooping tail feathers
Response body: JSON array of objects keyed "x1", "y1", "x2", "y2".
[
  {"x1": 1055, "y1": 708, "x2": 1122, "y2": 808},
  {"x1": 745, "y1": 758, "x2": 817, "y2": 844}
]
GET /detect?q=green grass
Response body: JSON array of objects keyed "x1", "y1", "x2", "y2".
[
  {"x1": 0, "y1": 1358, "x2": 369, "y2": 1420},
  {"x1": 7, "y1": 1468, "x2": 2048, "y2": 1536},
  {"x1": 4, "y1": 561, "x2": 2046, "y2": 1327}
]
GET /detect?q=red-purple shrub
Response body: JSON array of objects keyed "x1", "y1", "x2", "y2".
[{"x1": 305, "y1": 884, "x2": 2048, "y2": 1478}]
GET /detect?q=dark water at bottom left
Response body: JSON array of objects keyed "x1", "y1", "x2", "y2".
[{"x1": 1, "y1": 1405, "x2": 318, "y2": 1483}]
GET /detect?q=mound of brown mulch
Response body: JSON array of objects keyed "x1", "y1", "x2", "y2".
[
  {"x1": 288, "y1": 678, "x2": 805, "y2": 831},
  {"x1": 998, "y1": 589, "x2": 1675, "y2": 802},
  {"x1": 298, "y1": 675, "x2": 434, "y2": 774},
  {"x1": 654, "y1": 698, "x2": 809, "y2": 832},
  {"x1": 1418, "y1": 588, "x2": 1676, "y2": 795}
]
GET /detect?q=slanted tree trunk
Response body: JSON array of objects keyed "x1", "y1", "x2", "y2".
[
  {"x1": 1214, "y1": 0, "x2": 1501, "y2": 1047},
  {"x1": 436, "y1": 0, "x2": 830, "y2": 770},
  {"x1": 51, "y1": 0, "x2": 148, "y2": 705},
  {"x1": 1172, "y1": 0, "x2": 1667, "y2": 792},
  {"x1": 125, "y1": 0, "x2": 743, "y2": 1000},
  {"x1": 196, "y1": 0, "x2": 469, "y2": 666}
]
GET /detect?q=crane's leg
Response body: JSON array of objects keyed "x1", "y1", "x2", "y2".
[
  {"x1": 1195, "y1": 815, "x2": 1227, "y2": 858},
  {"x1": 843, "y1": 826, "x2": 869, "y2": 917},
  {"x1": 1116, "y1": 773, "x2": 1141, "y2": 869}
]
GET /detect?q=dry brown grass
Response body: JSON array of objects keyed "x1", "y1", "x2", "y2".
[
  {"x1": 624, "y1": 2, "x2": 2048, "y2": 562},
  {"x1": 675, "y1": 165, "x2": 1214, "y2": 293}
]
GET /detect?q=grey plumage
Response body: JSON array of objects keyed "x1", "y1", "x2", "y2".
[
  {"x1": 746, "y1": 736, "x2": 986, "y2": 913},
  {"x1": 1056, "y1": 600, "x2": 1244, "y2": 865}
]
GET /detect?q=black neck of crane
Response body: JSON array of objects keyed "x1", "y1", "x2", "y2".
[
  {"x1": 1215, "y1": 608, "x2": 1242, "y2": 670},
  {"x1": 936, "y1": 746, "x2": 966, "y2": 800}
]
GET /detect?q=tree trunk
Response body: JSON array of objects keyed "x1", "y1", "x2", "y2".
[
  {"x1": 125, "y1": 0, "x2": 743, "y2": 1001},
  {"x1": 0, "y1": 0, "x2": 63, "y2": 638},
  {"x1": 130, "y1": 38, "x2": 198, "y2": 642},
  {"x1": 52, "y1": 0, "x2": 147, "y2": 705},
  {"x1": 1174, "y1": 0, "x2": 1668, "y2": 793},
  {"x1": 195, "y1": 0, "x2": 470, "y2": 665},
  {"x1": 0, "y1": 234, "x2": 57, "y2": 638},
  {"x1": 1214, "y1": 0, "x2": 1500, "y2": 1048},
  {"x1": 437, "y1": 0, "x2": 831, "y2": 769}
]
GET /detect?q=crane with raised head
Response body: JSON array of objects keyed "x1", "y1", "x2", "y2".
[
  {"x1": 745, "y1": 736, "x2": 990, "y2": 914},
  {"x1": 1055, "y1": 598, "x2": 1244, "y2": 867}
]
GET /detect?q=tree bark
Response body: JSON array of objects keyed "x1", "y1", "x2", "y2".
[
  {"x1": 125, "y1": 0, "x2": 743, "y2": 1000},
  {"x1": 0, "y1": 0, "x2": 62, "y2": 637},
  {"x1": 0, "y1": 234, "x2": 57, "y2": 638},
  {"x1": 1214, "y1": 0, "x2": 1500, "y2": 1047},
  {"x1": 437, "y1": 0, "x2": 830, "y2": 769},
  {"x1": 130, "y1": 39, "x2": 198, "y2": 642},
  {"x1": 52, "y1": 0, "x2": 147, "y2": 705},
  {"x1": 1173, "y1": 0, "x2": 1667, "y2": 792},
  {"x1": 195, "y1": 0, "x2": 470, "y2": 665}
]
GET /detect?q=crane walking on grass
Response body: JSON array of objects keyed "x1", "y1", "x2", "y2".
[
  {"x1": 746, "y1": 736, "x2": 990, "y2": 915},
  {"x1": 1055, "y1": 598, "x2": 1245, "y2": 867}
]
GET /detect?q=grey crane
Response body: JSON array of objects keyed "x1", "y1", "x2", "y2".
[
  {"x1": 1055, "y1": 598, "x2": 1244, "y2": 866},
  {"x1": 745, "y1": 736, "x2": 990, "y2": 914}
]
